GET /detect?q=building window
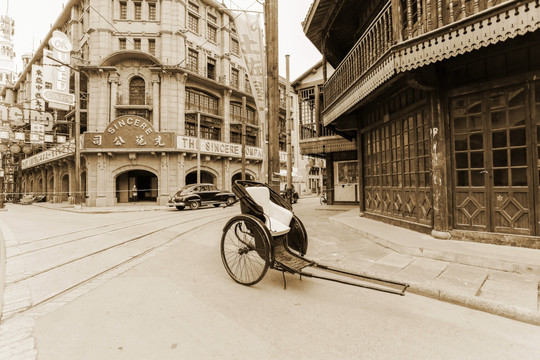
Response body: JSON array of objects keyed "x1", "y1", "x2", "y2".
[
  {"x1": 188, "y1": 1, "x2": 199, "y2": 13},
  {"x1": 134, "y1": 2, "x2": 142, "y2": 20},
  {"x1": 300, "y1": 87, "x2": 316, "y2": 139},
  {"x1": 244, "y1": 74, "x2": 250, "y2": 93},
  {"x1": 187, "y1": 49, "x2": 198, "y2": 72},
  {"x1": 231, "y1": 68, "x2": 239, "y2": 89},
  {"x1": 134, "y1": 38, "x2": 141, "y2": 50},
  {"x1": 207, "y1": 24, "x2": 217, "y2": 43},
  {"x1": 186, "y1": 88, "x2": 219, "y2": 115},
  {"x1": 130, "y1": 77, "x2": 146, "y2": 105},
  {"x1": 148, "y1": 39, "x2": 156, "y2": 55},
  {"x1": 119, "y1": 38, "x2": 127, "y2": 50},
  {"x1": 230, "y1": 124, "x2": 257, "y2": 146},
  {"x1": 188, "y1": 13, "x2": 199, "y2": 33},
  {"x1": 231, "y1": 37, "x2": 239, "y2": 55},
  {"x1": 148, "y1": 2, "x2": 156, "y2": 20},
  {"x1": 230, "y1": 103, "x2": 257, "y2": 126},
  {"x1": 207, "y1": 58, "x2": 216, "y2": 80},
  {"x1": 120, "y1": 1, "x2": 127, "y2": 19},
  {"x1": 185, "y1": 113, "x2": 221, "y2": 140},
  {"x1": 208, "y1": 13, "x2": 217, "y2": 24}
]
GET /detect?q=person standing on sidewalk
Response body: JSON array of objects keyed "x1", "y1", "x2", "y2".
[{"x1": 131, "y1": 185, "x2": 138, "y2": 204}]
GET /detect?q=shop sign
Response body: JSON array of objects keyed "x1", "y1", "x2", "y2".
[
  {"x1": 83, "y1": 115, "x2": 174, "y2": 149},
  {"x1": 177, "y1": 136, "x2": 263, "y2": 160},
  {"x1": 45, "y1": 31, "x2": 73, "y2": 110},
  {"x1": 21, "y1": 140, "x2": 75, "y2": 169},
  {"x1": 0, "y1": 103, "x2": 53, "y2": 125},
  {"x1": 31, "y1": 65, "x2": 45, "y2": 114}
]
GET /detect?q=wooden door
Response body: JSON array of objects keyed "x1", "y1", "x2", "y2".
[{"x1": 451, "y1": 86, "x2": 533, "y2": 235}]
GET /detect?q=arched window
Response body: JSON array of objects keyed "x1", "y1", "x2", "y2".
[{"x1": 130, "y1": 77, "x2": 145, "y2": 105}]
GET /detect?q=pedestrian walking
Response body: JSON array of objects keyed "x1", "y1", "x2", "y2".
[{"x1": 131, "y1": 185, "x2": 138, "y2": 204}]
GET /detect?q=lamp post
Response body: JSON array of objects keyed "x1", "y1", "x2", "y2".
[{"x1": 285, "y1": 55, "x2": 293, "y2": 203}]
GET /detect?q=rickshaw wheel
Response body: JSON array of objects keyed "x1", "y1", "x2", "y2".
[{"x1": 221, "y1": 215, "x2": 271, "y2": 286}]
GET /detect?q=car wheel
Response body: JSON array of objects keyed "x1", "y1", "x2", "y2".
[
  {"x1": 213, "y1": 204, "x2": 221, "y2": 207},
  {"x1": 176, "y1": 205, "x2": 185, "y2": 210},
  {"x1": 189, "y1": 201, "x2": 200, "y2": 210},
  {"x1": 226, "y1": 196, "x2": 236, "y2": 206}
]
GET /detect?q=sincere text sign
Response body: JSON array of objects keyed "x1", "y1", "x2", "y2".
[{"x1": 177, "y1": 136, "x2": 263, "y2": 160}]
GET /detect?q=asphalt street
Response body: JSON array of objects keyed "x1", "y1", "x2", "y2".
[{"x1": 0, "y1": 199, "x2": 539, "y2": 359}]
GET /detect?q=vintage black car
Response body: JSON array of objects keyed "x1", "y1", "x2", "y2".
[{"x1": 168, "y1": 183, "x2": 236, "y2": 210}]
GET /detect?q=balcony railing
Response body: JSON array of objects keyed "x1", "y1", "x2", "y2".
[
  {"x1": 324, "y1": 2, "x2": 393, "y2": 109},
  {"x1": 323, "y1": 0, "x2": 520, "y2": 111}
]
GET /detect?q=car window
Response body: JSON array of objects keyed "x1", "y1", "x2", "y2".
[
  {"x1": 208, "y1": 185, "x2": 217, "y2": 191},
  {"x1": 200, "y1": 185, "x2": 209, "y2": 191},
  {"x1": 191, "y1": 186, "x2": 199, "y2": 192}
]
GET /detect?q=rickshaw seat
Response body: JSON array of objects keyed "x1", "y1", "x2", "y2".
[{"x1": 245, "y1": 186, "x2": 293, "y2": 236}]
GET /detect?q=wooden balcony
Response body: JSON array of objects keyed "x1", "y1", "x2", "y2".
[{"x1": 322, "y1": 0, "x2": 540, "y2": 125}]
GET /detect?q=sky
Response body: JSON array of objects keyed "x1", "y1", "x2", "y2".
[{"x1": 0, "y1": 0, "x2": 322, "y2": 81}]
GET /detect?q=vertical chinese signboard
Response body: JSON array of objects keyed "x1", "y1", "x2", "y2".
[
  {"x1": 31, "y1": 65, "x2": 45, "y2": 144},
  {"x1": 233, "y1": 12, "x2": 265, "y2": 119}
]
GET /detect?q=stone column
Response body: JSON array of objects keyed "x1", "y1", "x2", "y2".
[
  {"x1": 223, "y1": 89, "x2": 232, "y2": 142},
  {"x1": 176, "y1": 73, "x2": 188, "y2": 134},
  {"x1": 152, "y1": 73, "x2": 161, "y2": 130},
  {"x1": 160, "y1": 152, "x2": 169, "y2": 206},
  {"x1": 109, "y1": 74, "x2": 119, "y2": 123},
  {"x1": 95, "y1": 153, "x2": 108, "y2": 207}
]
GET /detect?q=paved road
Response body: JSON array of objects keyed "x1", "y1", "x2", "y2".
[{"x1": 1, "y1": 200, "x2": 540, "y2": 359}]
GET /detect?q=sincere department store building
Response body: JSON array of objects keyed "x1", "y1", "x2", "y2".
[{"x1": 3, "y1": 0, "x2": 281, "y2": 206}]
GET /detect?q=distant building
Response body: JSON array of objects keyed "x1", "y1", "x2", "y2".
[
  {"x1": 1, "y1": 0, "x2": 297, "y2": 206},
  {"x1": 0, "y1": 12, "x2": 16, "y2": 92}
]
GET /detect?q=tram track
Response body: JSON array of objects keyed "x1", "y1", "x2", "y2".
[
  {"x1": 15, "y1": 211, "x2": 182, "y2": 247},
  {"x1": 10, "y1": 212, "x2": 198, "y2": 259},
  {"x1": 1, "y1": 208, "x2": 235, "y2": 321}
]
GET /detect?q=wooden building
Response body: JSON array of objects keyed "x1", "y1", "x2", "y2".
[{"x1": 303, "y1": 0, "x2": 540, "y2": 248}]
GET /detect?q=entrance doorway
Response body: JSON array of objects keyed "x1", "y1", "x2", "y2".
[
  {"x1": 186, "y1": 170, "x2": 215, "y2": 184},
  {"x1": 231, "y1": 172, "x2": 254, "y2": 184},
  {"x1": 116, "y1": 170, "x2": 158, "y2": 203},
  {"x1": 451, "y1": 85, "x2": 535, "y2": 235},
  {"x1": 61, "y1": 174, "x2": 69, "y2": 202}
]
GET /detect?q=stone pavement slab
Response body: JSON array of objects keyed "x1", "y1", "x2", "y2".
[{"x1": 327, "y1": 208, "x2": 540, "y2": 325}]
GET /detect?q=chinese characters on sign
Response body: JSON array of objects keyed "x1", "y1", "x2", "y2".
[
  {"x1": 233, "y1": 12, "x2": 265, "y2": 122},
  {"x1": 30, "y1": 66, "x2": 46, "y2": 144},
  {"x1": 83, "y1": 115, "x2": 174, "y2": 149}
]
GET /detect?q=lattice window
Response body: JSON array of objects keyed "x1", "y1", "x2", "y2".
[
  {"x1": 231, "y1": 37, "x2": 239, "y2": 55},
  {"x1": 148, "y1": 39, "x2": 156, "y2": 55},
  {"x1": 134, "y1": 2, "x2": 142, "y2": 20},
  {"x1": 231, "y1": 68, "x2": 239, "y2": 89},
  {"x1": 186, "y1": 88, "x2": 219, "y2": 115},
  {"x1": 129, "y1": 77, "x2": 145, "y2": 105},
  {"x1": 187, "y1": 49, "x2": 198, "y2": 72},
  {"x1": 149, "y1": 3, "x2": 156, "y2": 20},
  {"x1": 207, "y1": 23, "x2": 217, "y2": 43},
  {"x1": 188, "y1": 13, "x2": 199, "y2": 33},
  {"x1": 120, "y1": 1, "x2": 127, "y2": 19}
]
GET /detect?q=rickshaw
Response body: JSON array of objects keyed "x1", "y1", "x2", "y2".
[{"x1": 220, "y1": 180, "x2": 409, "y2": 295}]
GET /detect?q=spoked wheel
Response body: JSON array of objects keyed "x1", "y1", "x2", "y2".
[{"x1": 221, "y1": 215, "x2": 271, "y2": 286}]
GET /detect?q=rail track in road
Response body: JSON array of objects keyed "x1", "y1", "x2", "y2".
[{"x1": 1, "y1": 208, "x2": 235, "y2": 321}]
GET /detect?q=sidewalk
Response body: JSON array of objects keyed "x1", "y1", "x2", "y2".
[{"x1": 326, "y1": 208, "x2": 540, "y2": 326}]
